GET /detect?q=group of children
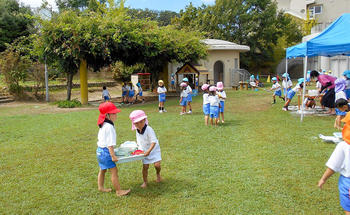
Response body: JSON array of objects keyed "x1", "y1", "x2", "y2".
[
  {"x1": 96, "y1": 102, "x2": 162, "y2": 196},
  {"x1": 201, "y1": 81, "x2": 226, "y2": 126},
  {"x1": 121, "y1": 82, "x2": 144, "y2": 104}
]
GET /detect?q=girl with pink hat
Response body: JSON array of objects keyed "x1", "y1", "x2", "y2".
[
  {"x1": 96, "y1": 102, "x2": 130, "y2": 196},
  {"x1": 216, "y1": 82, "x2": 226, "y2": 123},
  {"x1": 179, "y1": 82, "x2": 188, "y2": 115},
  {"x1": 129, "y1": 110, "x2": 162, "y2": 188},
  {"x1": 208, "y1": 86, "x2": 220, "y2": 126},
  {"x1": 201, "y1": 84, "x2": 210, "y2": 125}
]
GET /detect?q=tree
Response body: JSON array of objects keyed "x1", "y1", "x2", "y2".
[
  {"x1": 0, "y1": 0, "x2": 34, "y2": 52},
  {"x1": 126, "y1": 8, "x2": 179, "y2": 26},
  {"x1": 174, "y1": 0, "x2": 302, "y2": 73}
]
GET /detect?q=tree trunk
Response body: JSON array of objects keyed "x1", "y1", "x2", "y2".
[{"x1": 66, "y1": 72, "x2": 74, "y2": 101}]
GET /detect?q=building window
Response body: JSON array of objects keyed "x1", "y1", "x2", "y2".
[{"x1": 309, "y1": 5, "x2": 322, "y2": 18}]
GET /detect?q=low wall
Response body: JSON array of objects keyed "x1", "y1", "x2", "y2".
[{"x1": 23, "y1": 81, "x2": 118, "y2": 92}]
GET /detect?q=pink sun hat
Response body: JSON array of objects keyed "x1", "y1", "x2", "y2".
[
  {"x1": 129, "y1": 110, "x2": 148, "y2": 130},
  {"x1": 209, "y1": 86, "x2": 216, "y2": 92},
  {"x1": 216, "y1": 82, "x2": 224, "y2": 90},
  {"x1": 180, "y1": 82, "x2": 187, "y2": 87},
  {"x1": 201, "y1": 84, "x2": 210, "y2": 91}
]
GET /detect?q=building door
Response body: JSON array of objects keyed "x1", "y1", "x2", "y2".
[{"x1": 214, "y1": 61, "x2": 224, "y2": 83}]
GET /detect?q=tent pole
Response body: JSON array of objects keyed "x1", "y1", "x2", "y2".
[
  {"x1": 285, "y1": 58, "x2": 288, "y2": 75},
  {"x1": 301, "y1": 56, "x2": 308, "y2": 122}
]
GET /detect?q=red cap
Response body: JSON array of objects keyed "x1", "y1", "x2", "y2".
[{"x1": 97, "y1": 102, "x2": 121, "y2": 125}]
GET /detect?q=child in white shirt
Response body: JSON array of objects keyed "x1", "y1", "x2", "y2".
[
  {"x1": 208, "y1": 86, "x2": 220, "y2": 126},
  {"x1": 183, "y1": 78, "x2": 193, "y2": 114},
  {"x1": 319, "y1": 113, "x2": 350, "y2": 213},
  {"x1": 129, "y1": 110, "x2": 162, "y2": 188},
  {"x1": 157, "y1": 80, "x2": 167, "y2": 113},
  {"x1": 282, "y1": 73, "x2": 293, "y2": 99},
  {"x1": 179, "y1": 82, "x2": 188, "y2": 115},
  {"x1": 122, "y1": 82, "x2": 128, "y2": 104},
  {"x1": 96, "y1": 102, "x2": 130, "y2": 196},
  {"x1": 201, "y1": 84, "x2": 210, "y2": 125},
  {"x1": 270, "y1": 77, "x2": 284, "y2": 104},
  {"x1": 216, "y1": 82, "x2": 226, "y2": 123},
  {"x1": 283, "y1": 78, "x2": 304, "y2": 111},
  {"x1": 136, "y1": 82, "x2": 144, "y2": 103},
  {"x1": 102, "y1": 86, "x2": 111, "y2": 102}
]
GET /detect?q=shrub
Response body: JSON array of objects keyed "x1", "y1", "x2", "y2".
[
  {"x1": 56, "y1": 99, "x2": 82, "y2": 108},
  {"x1": 111, "y1": 62, "x2": 144, "y2": 81}
]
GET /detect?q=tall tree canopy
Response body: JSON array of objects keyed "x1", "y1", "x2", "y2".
[
  {"x1": 127, "y1": 8, "x2": 179, "y2": 26},
  {"x1": 174, "y1": 0, "x2": 302, "y2": 73},
  {"x1": 0, "y1": 0, "x2": 34, "y2": 52}
]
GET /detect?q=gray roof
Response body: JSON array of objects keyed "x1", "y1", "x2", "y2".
[{"x1": 202, "y1": 39, "x2": 250, "y2": 52}]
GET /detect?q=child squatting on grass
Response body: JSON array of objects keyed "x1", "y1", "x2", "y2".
[
  {"x1": 96, "y1": 102, "x2": 131, "y2": 196},
  {"x1": 334, "y1": 98, "x2": 348, "y2": 130},
  {"x1": 129, "y1": 110, "x2": 162, "y2": 188},
  {"x1": 319, "y1": 113, "x2": 350, "y2": 214}
]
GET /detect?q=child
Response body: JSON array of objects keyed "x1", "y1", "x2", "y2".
[
  {"x1": 343, "y1": 70, "x2": 350, "y2": 99},
  {"x1": 96, "y1": 102, "x2": 130, "y2": 196},
  {"x1": 282, "y1": 73, "x2": 293, "y2": 99},
  {"x1": 122, "y1": 82, "x2": 128, "y2": 104},
  {"x1": 304, "y1": 97, "x2": 316, "y2": 109},
  {"x1": 136, "y1": 82, "x2": 144, "y2": 103},
  {"x1": 306, "y1": 70, "x2": 311, "y2": 86},
  {"x1": 128, "y1": 82, "x2": 135, "y2": 104},
  {"x1": 183, "y1": 77, "x2": 193, "y2": 114},
  {"x1": 283, "y1": 78, "x2": 304, "y2": 111},
  {"x1": 208, "y1": 86, "x2": 220, "y2": 126},
  {"x1": 270, "y1": 77, "x2": 284, "y2": 104},
  {"x1": 157, "y1": 80, "x2": 167, "y2": 113},
  {"x1": 216, "y1": 82, "x2": 226, "y2": 123},
  {"x1": 318, "y1": 113, "x2": 350, "y2": 214},
  {"x1": 179, "y1": 82, "x2": 188, "y2": 115},
  {"x1": 195, "y1": 74, "x2": 199, "y2": 88},
  {"x1": 334, "y1": 98, "x2": 348, "y2": 130},
  {"x1": 201, "y1": 84, "x2": 210, "y2": 125},
  {"x1": 249, "y1": 75, "x2": 256, "y2": 90},
  {"x1": 102, "y1": 86, "x2": 111, "y2": 102},
  {"x1": 129, "y1": 110, "x2": 162, "y2": 188}
]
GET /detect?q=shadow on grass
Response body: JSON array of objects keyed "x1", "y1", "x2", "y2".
[{"x1": 216, "y1": 119, "x2": 242, "y2": 127}]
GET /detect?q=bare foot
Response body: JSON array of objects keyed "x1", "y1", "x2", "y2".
[
  {"x1": 116, "y1": 189, "x2": 131, "y2": 196},
  {"x1": 98, "y1": 188, "x2": 112, "y2": 193},
  {"x1": 156, "y1": 175, "x2": 162, "y2": 183},
  {"x1": 141, "y1": 182, "x2": 147, "y2": 188}
]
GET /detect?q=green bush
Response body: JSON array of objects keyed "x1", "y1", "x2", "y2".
[{"x1": 56, "y1": 99, "x2": 82, "y2": 108}]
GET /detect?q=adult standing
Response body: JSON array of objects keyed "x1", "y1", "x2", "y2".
[{"x1": 310, "y1": 70, "x2": 337, "y2": 114}]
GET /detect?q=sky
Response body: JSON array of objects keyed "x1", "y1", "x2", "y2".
[{"x1": 19, "y1": 0, "x2": 215, "y2": 12}]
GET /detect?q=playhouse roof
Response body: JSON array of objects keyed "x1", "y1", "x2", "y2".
[{"x1": 202, "y1": 39, "x2": 250, "y2": 52}]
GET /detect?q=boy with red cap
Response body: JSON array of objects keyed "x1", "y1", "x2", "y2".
[
  {"x1": 129, "y1": 110, "x2": 162, "y2": 188},
  {"x1": 318, "y1": 112, "x2": 350, "y2": 214},
  {"x1": 96, "y1": 102, "x2": 130, "y2": 196}
]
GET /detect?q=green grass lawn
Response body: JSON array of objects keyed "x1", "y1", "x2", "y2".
[{"x1": 0, "y1": 89, "x2": 343, "y2": 214}]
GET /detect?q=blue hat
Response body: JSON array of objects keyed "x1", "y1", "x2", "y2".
[
  {"x1": 343, "y1": 70, "x2": 350, "y2": 78},
  {"x1": 282, "y1": 73, "x2": 289, "y2": 78},
  {"x1": 183, "y1": 78, "x2": 189, "y2": 82},
  {"x1": 250, "y1": 75, "x2": 255, "y2": 79},
  {"x1": 298, "y1": 78, "x2": 304, "y2": 85},
  {"x1": 271, "y1": 77, "x2": 277, "y2": 81},
  {"x1": 307, "y1": 70, "x2": 311, "y2": 74},
  {"x1": 136, "y1": 82, "x2": 141, "y2": 87}
]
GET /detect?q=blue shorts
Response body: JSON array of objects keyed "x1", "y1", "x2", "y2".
[
  {"x1": 187, "y1": 94, "x2": 192, "y2": 102},
  {"x1": 345, "y1": 89, "x2": 350, "y2": 99},
  {"x1": 180, "y1": 97, "x2": 187, "y2": 106},
  {"x1": 210, "y1": 106, "x2": 219, "y2": 118},
  {"x1": 159, "y1": 93, "x2": 166, "y2": 102},
  {"x1": 283, "y1": 88, "x2": 291, "y2": 96},
  {"x1": 336, "y1": 108, "x2": 347, "y2": 116},
  {"x1": 203, "y1": 103, "x2": 210, "y2": 115},
  {"x1": 122, "y1": 91, "x2": 127, "y2": 97},
  {"x1": 219, "y1": 101, "x2": 225, "y2": 113},
  {"x1": 104, "y1": 96, "x2": 110, "y2": 101},
  {"x1": 171, "y1": 80, "x2": 175, "y2": 85},
  {"x1": 287, "y1": 90, "x2": 296, "y2": 100},
  {"x1": 339, "y1": 175, "x2": 350, "y2": 211},
  {"x1": 129, "y1": 91, "x2": 135, "y2": 98},
  {"x1": 274, "y1": 90, "x2": 282, "y2": 97},
  {"x1": 307, "y1": 77, "x2": 311, "y2": 82},
  {"x1": 138, "y1": 91, "x2": 143, "y2": 97},
  {"x1": 96, "y1": 147, "x2": 116, "y2": 170}
]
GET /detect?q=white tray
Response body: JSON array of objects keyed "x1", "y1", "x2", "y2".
[{"x1": 116, "y1": 154, "x2": 145, "y2": 164}]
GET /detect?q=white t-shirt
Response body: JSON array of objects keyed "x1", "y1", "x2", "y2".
[
  {"x1": 217, "y1": 91, "x2": 226, "y2": 102},
  {"x1": 136, "y1": 125, "x2": 161, "y2": 164},
  {"x1": 102, "y1": 89, "x2": 109, "y2": 97},
  {"x1": 157, "y1": 86, "x2": 167, "y2": 94},
  {"x1": 181, "y1": 89, "x2": 188, "y2": 98},
  {"x1": 316, "y1": 81, "x2": 322, "y2": 90},
  {"x1": 185, "y1": 86, "x2": 192, "y2": 94},
  {"x1": 282, "y1": 80, "x2": 293, "y2": 89},
  {"x1": 292, "y1": 84, "x2": 301, "y2": 93},
  {"x1": 271, "y1": 83, "x2": 281, "y2": 92},
  {"x1": 326, "y1": 141, "x2": 350, "y2": 177},
  {"x1": 138, "y1": 86, "x2": 142, "y2": 93},
  {"x1": 336, "y1": 91, "x2": 347, "y2": 102},
  {"x1": 97, "y1": 122, "x2": 116, "y2": 148},
  {"x1": 208, "y1": 95, "x2": 220, "y2": 107},
  {"x1": 122, "y1": 86, "x2": 128, "y2": 92},
  {"x1": 203, "y1": 93, "x2": 209, "y2": 105}
]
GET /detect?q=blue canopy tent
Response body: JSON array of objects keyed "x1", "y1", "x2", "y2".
[{"x1": 285, "y1": 13, "x2": 350, "y2": 121}]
